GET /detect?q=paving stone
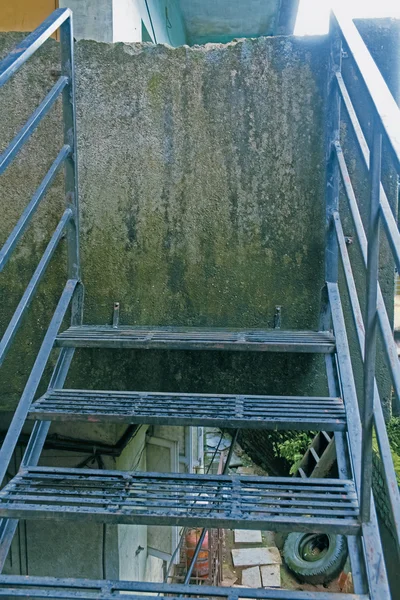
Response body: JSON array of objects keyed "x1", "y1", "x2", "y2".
[
  {"x1": 261, "y1": 564, "x2": 281, "y2": 588},
  {"x1": 234, "y1": 529, "x2": 263, "y2": 544},
  {"x1": 236, "y1": 466, "x2": 256, "y2": 475},
  {"x1": 241, "y1": 566, "x2": 262, "y2": 588},
  {"x1": 231, "y1": 547, "x2": 282, "y2": 567},
  {"x1": 220, "y1": 576, "x2": 238, "y2": 587}
]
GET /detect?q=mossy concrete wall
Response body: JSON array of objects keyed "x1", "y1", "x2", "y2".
[{"x1": 0, "y1": 34, "x2": 329, "y2": 416}]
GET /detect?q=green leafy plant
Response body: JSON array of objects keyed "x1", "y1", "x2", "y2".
[
  {"x1": 277, "y1": 432, "x2": 315, "y2": 475},
  {"x1": 386, "y1": 417, "x2": 400, "y2": 483}
]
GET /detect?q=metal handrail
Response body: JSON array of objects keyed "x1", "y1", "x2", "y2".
[
  {"x1": 0, "y1": 7, "x2": 81, "y2": 564},
  {"x1": 0, "y1": 145, "x2": 71, "y2": 271},
  {"x1": 0, "y1": 9, "x2": 71, "y2": 88},
  {"x1": 0, "y1": 77, "x2": 68, "y2": 174},
  {"x1": 332, "y1": 4, "x2": 400, "y2": 169},
  {"x1": 0, "y1": 279, "x2": 78, "y2": 488},
  {"x1": 0, "y1": 8, "x2": 80, "y2": 369},
  {"x1": 335, "y1": 71, "x2": 400, "y2": 275},
  {"x1": 334, "y1": 210, "x2": 400, "y2": 558},
  {"x1": 0, "y1": 209, "x2": 73, "y2": 367},
  {"x1": 334, "y1": 141, "x2": 400, "y2": 407},
  {"x1": 329, "y1": 7, "x2": 400, "y2": 531}
]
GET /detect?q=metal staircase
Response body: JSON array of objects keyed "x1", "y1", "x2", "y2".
[{"x1": 0, "y1": 6, "x2": 399, "y2": 600}]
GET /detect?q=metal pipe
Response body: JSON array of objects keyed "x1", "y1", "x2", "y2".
[
  {"x1": 325, "y1": 17, "x2": 342, "y2": 285},
  {"x1": 0, "y1": 209, "x2": 73, "y2": 368},
  {"x1": 183, "y1": 430, "x2": 239, "y2": 585},
  {"x1": 60, "y1": 15, "x2": 81, "y2": 286},
  {"x1": 360, "y1": 125, "x2": 382, "y2": 521},
  {"x1": 0, "y1": 145, "x2": 71, "y2": 272},
  {"x1": 0, "y1": 77, "x2": 68, "y2": 174}
]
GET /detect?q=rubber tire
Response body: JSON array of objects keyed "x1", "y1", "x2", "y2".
[{"x1": 283, "y1": 532, "x2": 348, "y2": 585}]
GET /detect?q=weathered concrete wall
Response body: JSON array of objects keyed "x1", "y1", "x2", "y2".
[{"x1": 0, "y1": 33, "x2": 329, "y2": 413}]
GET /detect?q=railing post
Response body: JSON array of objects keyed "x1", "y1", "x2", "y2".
[
  {"x1": 325, "y1": 15, "x2": 342, "y2": 287},
  {"x1": 361, "y1": 121, "x2": 382, "y2": 522},
  {"x1": 60, "y1": 14, "x2": 82, "y2": 325}
]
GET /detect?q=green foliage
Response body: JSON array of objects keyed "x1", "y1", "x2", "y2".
[
  {"x1": 276, "y1": 432, "x2": 315, "y2": 475},
  {"x1": 386, "y1": 417, "x2": 400, "y2": 483}
]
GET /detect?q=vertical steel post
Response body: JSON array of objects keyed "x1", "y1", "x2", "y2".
[
  {"x1": 361, "y1": 123, "x2": 382, "y2": 521},
  {"x1": 60, "y1": 14, "x2": 82, "y2": 324},
  {"x1": 183, "y1": 430, "x2": 239, "y2": 585},
  {"x1": 325, "y1": 16, "x2": 342, "y2": 286}
]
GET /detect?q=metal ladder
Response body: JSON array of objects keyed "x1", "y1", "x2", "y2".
[{"x1": 0, "y1": 7, "x2": 399, "y2": 600}]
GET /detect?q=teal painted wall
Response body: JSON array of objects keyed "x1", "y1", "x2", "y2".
[{"x1": 139, "y1": 0, "x2": 187, "y2": 45}]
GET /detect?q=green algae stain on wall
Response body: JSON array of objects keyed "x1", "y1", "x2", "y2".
[{"x1": 0, "y1": 33, "x2": 329, "y2": 410}]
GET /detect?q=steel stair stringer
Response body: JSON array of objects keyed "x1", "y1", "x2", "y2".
[
  {"x1": 327, "y1": 282, "x2": 390, "y2": 599},
  {"x1": 0, "y1": 347, "x2": 77, "y2": 571}
]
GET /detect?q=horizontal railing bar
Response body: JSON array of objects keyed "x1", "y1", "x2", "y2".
[
  {"x1": 0, "y1": 77, "x2": 68, "y2": 175},
  {"x1": 0, "y1": 9, "x2": 71, "y2": 89},
  {"x1": 334, "y1": 141, "x2": 400, "y2": 407},
  {"x1": 335, "y1": 72, "x2": 400, "y2": 273},
  {"x1": 332, "y1": 6, "x2": 400, "y2": 169},
  {"x1": 334, "y1": 140, "x2": 367, "y2": 264},
  {"x1": 0, "y1": 575, "x2": 369, "y2": 600},
  {"x1": 0, "y1": 209, "x2": 72, "y2": 368},
  {"x1": 333, "y1": 210, "x2": 400, "y2": 556},
  {"x1": 0, "y1": 145, "x2": 71, "y2": 272},
  {"x1": 0, "y1": 278, "x2": 78, "y2": 488}
]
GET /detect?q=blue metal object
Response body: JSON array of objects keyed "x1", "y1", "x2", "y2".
[
  {"x1": 0, "y1": 77, "x2": 68, "y2": 175},
  {"x1": 0, "y1": 145, "x2": 71, "y2": 272},
  {"x1": 0, "y1": 9, "x2": 71, "y2": 88},
  {"x1": 0, "y1": 209, "x2": 73, "y2": 367}
]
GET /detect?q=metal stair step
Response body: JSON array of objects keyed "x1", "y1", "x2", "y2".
[
  {"x1": 55, "y1": 326, "x2": 336, "y2": 353},
  {"x1": 28, "y1": 389, "x2": 347, "y2": 431},
  {"x1": 0, "y1": 575, "x2": 369, "y2": 600},
  {"x1": 0, "y1": 467, "x2": 360, "y2": 534}
]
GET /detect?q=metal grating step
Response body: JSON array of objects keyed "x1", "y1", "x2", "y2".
[
  {"x1": 0, "y1": 467, "x2": 359, "y2": 534},
  {"x1": 55, "y1": 326, "x2": 336, "y2": 353},
  {"x1": 29, "y1": 389, "x2": 347, "y2": 431},
  {"x1": 0, "y1": 575, "x2": 369, "y2": 600}
]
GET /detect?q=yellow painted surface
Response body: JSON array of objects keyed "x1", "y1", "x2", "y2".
[{"x1": 0, "y1": 0, "x2": 57, "y2": 32}]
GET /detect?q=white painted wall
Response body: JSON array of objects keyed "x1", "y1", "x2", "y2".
[
  {"x1": 59, "y1": 0, "x2": 114, "y2": 42},
  {"x1": 112, "y1": 0, "x2": 142, "y2": 42}
]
